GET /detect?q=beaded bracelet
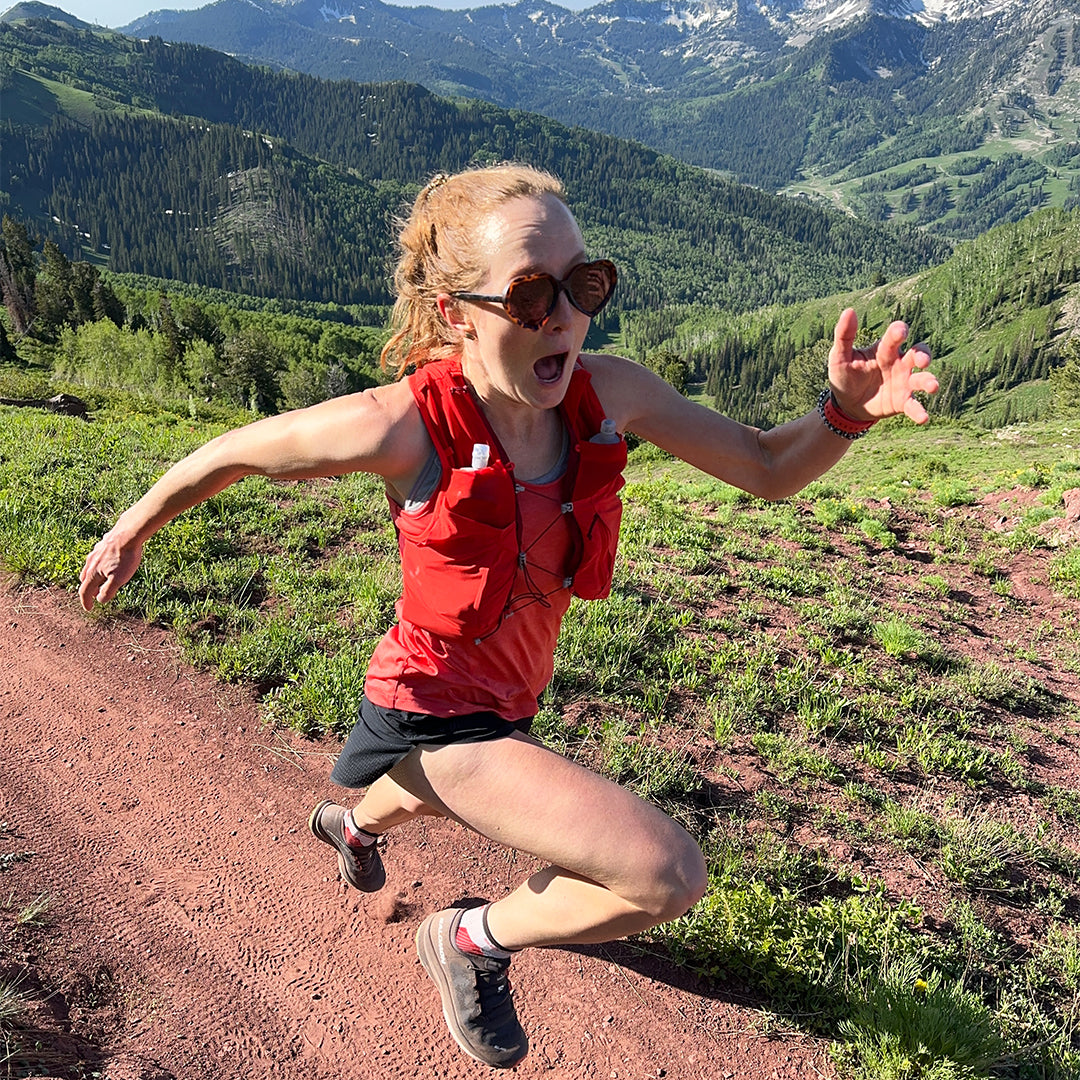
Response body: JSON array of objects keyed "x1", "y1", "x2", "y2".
[{"x1": 817, "y1": 388, "x2": 876, "y2": 440}]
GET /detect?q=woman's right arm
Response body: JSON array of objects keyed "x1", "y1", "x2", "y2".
[{"x1": 78, "y1": 381, "x2": 426, "y2": 611}]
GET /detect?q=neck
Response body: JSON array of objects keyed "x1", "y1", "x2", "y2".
[{"x1": 473, "y1": 394, "x2": 563, "y2": 481}]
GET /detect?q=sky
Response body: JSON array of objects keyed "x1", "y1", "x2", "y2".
[{"x1": 33, "y1": 0, "x2": 587, "y2": 31}]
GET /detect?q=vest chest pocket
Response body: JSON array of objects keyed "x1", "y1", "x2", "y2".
[
  {"x1": 571, "y1": 491, "x2": 623, "y2": 600},
  {"x1": 399, "y1": 465, "x2": 518, "y2": 639},
  {"x1": 441, "y1": 464, "x2": 515, "y2": 530},
  {"x1": 568, "y1": 438, "x2": 626, "y2": 600}
]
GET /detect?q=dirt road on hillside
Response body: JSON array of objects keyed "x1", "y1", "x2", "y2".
[{"x1": 0, "y1": 583, "x2": 826, "y2": 1080}]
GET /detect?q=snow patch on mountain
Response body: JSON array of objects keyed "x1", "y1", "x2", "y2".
[{"x1": 663, "y1": 2, "x2": 736, "y2": 31}]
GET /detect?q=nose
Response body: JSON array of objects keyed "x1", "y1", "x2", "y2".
[{"x1": 544, "y1": 283, "x2": 575, "y2": 332}]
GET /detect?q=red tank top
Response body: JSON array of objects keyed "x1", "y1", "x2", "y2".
[
  {"x1": 364, "y1": 357, "x2": 626, "y2": 720},
  {"x1": 364, "y1": 471, "x2": 575, "y2": 718}
]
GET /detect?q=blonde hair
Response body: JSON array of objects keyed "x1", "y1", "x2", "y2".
[{"x1": 380, "y1": 163, "x2": 567, "y2": 377}]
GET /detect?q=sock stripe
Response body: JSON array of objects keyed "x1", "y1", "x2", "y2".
[
  {"x1": 456, "y1": 904, "x2": 511, "y2": 959},
  {"x1": 342, "y1": 811, "x2": 377, "y2": 849},
  {"x1": 455, "y1": 924, "x2": 485, "y2": 956}
]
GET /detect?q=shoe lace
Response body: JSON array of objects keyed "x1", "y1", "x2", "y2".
[
  {"x1": 343, "y1": 839, "x2": 377, "y2": 871},
  {"x1": 472, "y1": 957, "x2": 516, "y2": 1028}
]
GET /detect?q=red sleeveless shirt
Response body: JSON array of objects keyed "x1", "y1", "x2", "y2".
[{"x1": 364, "y1": 358, "x2": 626, "y2": 720}]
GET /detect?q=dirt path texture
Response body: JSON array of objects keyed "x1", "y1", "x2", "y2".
[{"x1": 0, "y1": 583, "x2": 827, "y2": 1080}]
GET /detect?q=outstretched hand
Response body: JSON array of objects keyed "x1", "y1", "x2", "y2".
[
  {"x1": 828, "y1": 308, "x2": 937, "y2": 424},
  {"x1": 78, "y1": 532, "x2": 144, "y2": 612}
]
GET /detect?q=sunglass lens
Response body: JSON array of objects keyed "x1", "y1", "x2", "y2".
[
  {"x1": 507, "y1": 276, "x2": 557, "y2": 327},
  {"x1": 568, "y1": 262, "x2": 615, "y2": 315}
]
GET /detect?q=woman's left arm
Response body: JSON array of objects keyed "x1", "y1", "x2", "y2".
[{"x1": 588, "y1": 308, "x2": 937, "y2": 500}]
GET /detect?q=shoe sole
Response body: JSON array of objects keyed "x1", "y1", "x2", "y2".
[
  {"x1": 415, "y1": 910, "x2": 527, "y2": 1070},
  {"x1": 308, "y1": 800, "x2": 386, "y2": 893}
]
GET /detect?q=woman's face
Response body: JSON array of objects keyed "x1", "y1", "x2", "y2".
[{"x1": 447, "y1": 193, "x2": 593, "y2": 414}]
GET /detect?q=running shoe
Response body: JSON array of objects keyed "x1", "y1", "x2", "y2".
[
  {"x1": 415, "y1": 906, "x2": 528, "y2": 1069},
  {"x1": 308, "y1": 800, "x2": 386, "y2": 892}
]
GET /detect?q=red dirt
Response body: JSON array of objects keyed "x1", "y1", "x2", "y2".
[{"x1": 0, "y1": 583, "x2": 828, "y2": 1080}]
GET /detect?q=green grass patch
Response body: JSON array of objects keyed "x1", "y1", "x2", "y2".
[{"x1": 3, "y1": 377, "x2": 1080, "y2": 1077}]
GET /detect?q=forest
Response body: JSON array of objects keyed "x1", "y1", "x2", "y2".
[
  {"x1": 622, "y1": 207, "x2": 1080, "y2": 432},
  {"x1": 0, "y1": 15, "x2": 1078, "y2": 428},
  {"x1": 108, "y1": 0, "x2": 1080, "y2": 205},
  {"x1": 0, "y1": 21, "x2": 949, "y2": 314},
  {"x1": 3, "y1": 195, "x2": 1079, "y2": 430},
  {"x1": 0, "y1": 216, "x2": 386, "y2": 414}
]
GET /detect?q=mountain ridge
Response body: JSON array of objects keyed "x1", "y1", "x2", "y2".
[
  {"x1": 0, "y1": 17, "x2": 947, "y2": 313},
  {"x1": 76, "y1": 0, "x2": 1079, "y2": 200},
  {"x1": 3, "y1": 0, "x2": 1078, "y2": 242}
]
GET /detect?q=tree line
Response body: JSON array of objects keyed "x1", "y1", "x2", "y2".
[
  {"x1": 619, "y1": 206, "x2": 1080, "y2": 429},
  {"x1": 6, "y1": 18, "x2": 1075, "y2": 428},
  {"x1": 0, "y1": 18, "x2": 948, "y2": 314},
  {"x1": 0, "y1": 215, "x2": 385, "y2": 413}
]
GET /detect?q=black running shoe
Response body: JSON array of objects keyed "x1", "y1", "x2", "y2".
[
  {"x1": 415, "y1": 906, "x2": 528, "y2": 1069},
  {"x1": 308, "y1": 800, "x2": 386, "y2": 892}
]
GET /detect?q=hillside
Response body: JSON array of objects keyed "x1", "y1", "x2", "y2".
[
  {"x1": 620, "y1": 205, "x2": 1080, "y2": 429},
  {"x1": 1, "y1": 371, "x2": 1079, "y2": 1079},
  {"x1": 1, "y1": 8, "x2": 1078, "y2": 1079},
  {"x1": 68, "y1": 0, "x2": 1080, "y2": 236},
  {"x1": 0, "y1": 16, "x2": 947, "y2": 313}
]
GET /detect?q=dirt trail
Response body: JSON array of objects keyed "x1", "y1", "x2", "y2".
[{"x1": 0, "y1": 583, "x2": 825, "y2": 1080}]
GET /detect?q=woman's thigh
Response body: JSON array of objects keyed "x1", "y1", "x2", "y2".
[{"x1": 387, "y1": 731, "x2": 702, "y2": 907}]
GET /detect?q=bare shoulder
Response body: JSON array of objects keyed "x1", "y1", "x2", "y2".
[
  {"x1": 578, "y1": 352, "x2": 680, "y2": 431},
  {"x1": 233, "y1": 376, "x2": 430, "y2": 485},
  {"x1": 316, "y1": 376, "x2": 415, "y2": 418},
  {"x1": 323, "y1": 377, "x2": 429, "y2": 477},
  {"x1": 578, "y1": 351, "x2": 638, "y2": 381},
  {"x1": 578, "y1": 351, "x2": 649, "y2": 403}
]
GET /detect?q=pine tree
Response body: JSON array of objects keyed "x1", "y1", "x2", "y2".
[
  {"x1": 34, "y1": 240, "x2": 75, "y2": 340},
  {"x1": 91, "y1": 278, "x2": 126, "y2": 328},
  {"x1": 157, "y1": 293, "x2": 184, "y2": 370},
  {"x1": 0, "y1": 319, "x2": 18, "y2": 363},
  {"x1": 1050, "y1": 338, "x2": 1080, "y2": 417},
  {"x1": 0, "y1": 216, "x2": 37, "y2": 336}
]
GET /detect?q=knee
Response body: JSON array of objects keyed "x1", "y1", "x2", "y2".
[{"x1": 639, "y1": 837, "x2": 707, "y2": 924}]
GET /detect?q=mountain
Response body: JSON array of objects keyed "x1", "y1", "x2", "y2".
[
  {"x1": 632, "y1": 203, "x2": 1080, "y2": 430},
  {"x1": 104, "y1": 0, "x2": 1078, "y2": 198},
  {"x1": 0, "y1": 17, "x2": 947, "y2": 312},
  {"x1": 4, "y1": 0, "x2": 1076, "y2": 237},
  {"x1": 0, "y1": 0, "x2": 92, "y2": 26}
]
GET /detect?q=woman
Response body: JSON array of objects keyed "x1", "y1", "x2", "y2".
[{"x1": 79, "y1": 164, "x2": 937, "y2": 1069}]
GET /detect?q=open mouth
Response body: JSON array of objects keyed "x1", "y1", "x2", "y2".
[{"x1": 534, "y1": 352, "x2": 568, "y2": 385}]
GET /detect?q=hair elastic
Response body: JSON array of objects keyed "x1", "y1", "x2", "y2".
[{"x1": 422, "y1": 173, "x2": 450, "y2": 200}]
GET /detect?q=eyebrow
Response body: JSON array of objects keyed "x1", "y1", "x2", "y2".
[{"x1": 512, "y1": 252, "x2": 588, "y2": 279}]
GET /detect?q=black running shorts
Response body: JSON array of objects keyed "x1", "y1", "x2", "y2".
[{"x1": 329, "y1": 695, "x2": 534, "y2": 789}]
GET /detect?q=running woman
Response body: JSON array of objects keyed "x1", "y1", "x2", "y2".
[{"x1": 79, "y1": 163, "x2": 937, "y2": 1069}]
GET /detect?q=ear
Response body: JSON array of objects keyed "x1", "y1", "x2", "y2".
[{"x1": 436, "y1": 293, "x2": 476, "y2": 339}]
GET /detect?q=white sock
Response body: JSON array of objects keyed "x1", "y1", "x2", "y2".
[
  {"x1": 455, "y1": 904, "x2": 512, "y2": 959},
  {"x1": 342, "y1": 810, "x2": 377, "y2": 848}
]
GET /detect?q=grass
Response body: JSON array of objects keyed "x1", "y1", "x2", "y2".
[
  {"x1": 0, "y1": 977, "x2": 27, "y2": 1028},
  {"x1": 12, "y1": 893, "x2": 50, "y2": 928},
  {"x1": 2, "y1": 372, "x2": 1080, "y2": 1077},
  {"x1": 0, "y1": 825, "x2": 38, "y2": 1066}
]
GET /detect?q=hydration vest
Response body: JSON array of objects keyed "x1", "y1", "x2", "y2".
[{"x1": 392, "y1": 357, "x2": 627, "y2": 642}]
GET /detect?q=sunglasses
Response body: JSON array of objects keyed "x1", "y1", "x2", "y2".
[{"x1": 451, "y1": 259, "x2": 617, "y2": 331}]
